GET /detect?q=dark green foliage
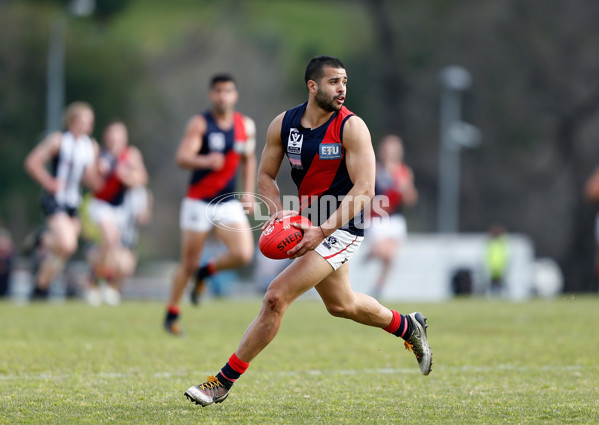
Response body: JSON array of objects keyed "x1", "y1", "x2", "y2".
[{"x1": 2, "y1": 1, "x2": 599, "y2": 290}]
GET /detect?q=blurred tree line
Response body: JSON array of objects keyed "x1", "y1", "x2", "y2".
[{"x1": 1, "y1": 0, "x2": 599, "y2": 291}]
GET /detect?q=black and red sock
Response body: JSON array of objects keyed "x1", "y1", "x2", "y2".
[
  {"x1": 166, "y1": 304, "x2": 180, "y2": 321},
  {"x1": 217, "y1": 353, "x2": 249, "y2": 389},
  {"x1": 196, "y1": 262, "x2": 216, "y2": 283},
  {"x1": 384, "y1": 309, "x2": 412, "y2": 340}
]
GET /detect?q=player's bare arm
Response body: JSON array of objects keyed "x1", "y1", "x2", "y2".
[
  {"x1": 175, "y1": 115, "x2": 224, "y2": 170},
  {"x1": 116, "y1": 146, "x2": 148, "y2": 188},
  {"x1": 402, "y1": 168, "x2": 419, "y2": 206},
  {"x1": 585, "y1": 167, "x2": 599, "y2": 202},
  {"x1": 81, "y1": 139, "x2": 104, "y2": 191},
  {"x1": 258, "y1": 112, "x2": 293, "y2": 225},
  {"x1": 323, "y1": 115, "x2": 376, "y2": 232},
  {"x1": 24, "y1": 132, "x2": 63, "y2": 194},
  {"x1": 240, "y1": 117, "x2": 257, "y2": 209},
  {"x1": 289, "y1": 116, "x2": 375, "y2": 258}
]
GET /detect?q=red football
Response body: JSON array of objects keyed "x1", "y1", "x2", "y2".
[{"x1": 259, "y1": 215, "x2": 312, "y2": 259}]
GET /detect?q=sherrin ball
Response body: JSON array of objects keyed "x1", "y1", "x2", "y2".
[{"x1": 258, "y1": 215, "x2": 312, "y2": 259}]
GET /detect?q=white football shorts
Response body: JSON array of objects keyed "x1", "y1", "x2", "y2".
[
  {"x1": 367, "y1": 214, "x2": 407, "y2": 242},
  {"x1": 315, "y1": 228, "x2": 364, "y2": 270},
  {"x1": 89, "y1": 198, "x2": 126, "y2": 228},
  {"x1": 180, "y1": 197, "x2": 249, "y2": 233}
]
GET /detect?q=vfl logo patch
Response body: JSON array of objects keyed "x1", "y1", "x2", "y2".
[
  {"x1": 322, "y1": 236, "x2": 338, "y2": 250},
  {"x1": 319, "y1": 143, "x2": 342, "y2": 159},
  {"x1": 287, "y1": 128, "x2": 303, "y2": 154}
]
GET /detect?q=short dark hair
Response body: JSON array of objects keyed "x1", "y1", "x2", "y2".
[
  {"x1": 210, "y1": 73, "x2": 236, "y2": 88},
  {"x1": 304, "y1": 55, "x2": 345, "y2": 85}
]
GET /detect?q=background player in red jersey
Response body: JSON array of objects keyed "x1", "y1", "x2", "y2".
[
  {"x1": 86, "y1": 121, "x2": 148, "y2": 305},
  {"x1": 164, "y1": 74, "x2": 256, "y2": 335},
  {"x1": 584, "y1": 167, "x2": 599, "y2": 283},
  {"x1": 366, "y1": 134, "x2": 418, "y2": 298},
  {"x1": 184, "y1": 56, "x2": 432, "y2": 407}
]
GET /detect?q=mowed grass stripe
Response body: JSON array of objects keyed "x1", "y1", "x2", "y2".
[{"x1": 0, "y1": 364, "x2": 589, "y2": 382}]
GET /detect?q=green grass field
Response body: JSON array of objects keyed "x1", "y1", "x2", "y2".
[{"x1": 1, "y1": 296, "x2": 599, "y2": 424}]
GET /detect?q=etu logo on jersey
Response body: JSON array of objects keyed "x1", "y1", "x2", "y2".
[{"x1": 319, "y1": 143, "x2": 342, "y2": 159}]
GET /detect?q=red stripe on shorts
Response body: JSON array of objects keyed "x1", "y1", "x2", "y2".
[{"x1": 323, "y1": 235, "x2": 359, "y2": 260}]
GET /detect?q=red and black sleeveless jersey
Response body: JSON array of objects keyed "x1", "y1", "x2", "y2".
[
  {"x1": 280, "y1": 102, "x2": 364, "y2": 236},
  {"x1": 372, "y1": 162, "x2": 411, "y2": 217},
  {"x1": 94, "y1": 147, "x2": 130, "y2": 206},
  {"x1": 187, "y1": 111, "x2": 248, "y2": 202}
]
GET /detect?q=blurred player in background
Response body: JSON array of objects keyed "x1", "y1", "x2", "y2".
[
  {"x1": 584, "y1": 167, "x2": 599, "y2": 281},
  {"x1": 484, "y1": 223, "x2": 509, "y2": 296},
  {"x1": 366, "y1": 134, "x2": 418, "y2": 298},
  {"x1": 0, "y1": 228, "x2": 14, "y2": 298},
  {"x1": 86, "y1": 121, "x2": 148, "y2": 305},
  {"x1": 184, "y1": 56, "x2": 432, "y2": 407},
  {"x1": 120, "y1": 186, "x2": 153, "y2": 252},
  {"x1": 164, "y1": 74, "x2": 256, "y2": 335},
  {"x1": 24, "y1": 102, "x2": 100, "y2": 300}
]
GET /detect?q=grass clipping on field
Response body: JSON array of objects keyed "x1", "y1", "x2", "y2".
[{"x1": 1, "y1": 296, "x2": 598, "y2": 424}]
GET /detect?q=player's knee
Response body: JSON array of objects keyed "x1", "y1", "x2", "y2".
[
  {"x1": 117, "y1": 253, "x2": 136, "y2": 278},
  {"x1": 381, "y1": 252, "x2": 393, "y2": 264},
  {"x1": 181, "y1": 259, "x2": 198, "y2": 276},
  {"x1": 326, "y1": 303, "x2": 353, "y2": 319},
  {"x1": 372, "y1": 247, "x2": 392, "y2": 263},
  {"x1": 104, "y1": 234, "x2": 121, "y2": 249},
  {"x1": 100, "y1": 226, "x2": 119, "y2": 247},
  {"x1": 235, "y1": 247, "x2": 254, "y2": 266},
  {"x1": 263, "y1": 289, "x2": 287, "y2": 315},
  {"x1": 55, "y1": 239, "x2": 77, "y2": 258}
]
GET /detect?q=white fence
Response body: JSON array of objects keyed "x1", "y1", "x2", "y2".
[{"x1": 348, "y1": 233, "x2": 541, "y2": 301}]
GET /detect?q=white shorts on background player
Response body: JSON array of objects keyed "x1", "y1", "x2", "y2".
[
  {"x1": 315, "y1": 229, "x2": 364, "y2": 270},
  {"x1": 89, "y1": 198, "x2": 126, "y2": 228},
  {"x1": 180, "y1": 197, "x2": 248, "y2": 232},
  {"x1": 367, "y1": 214, "x2": 407, "y2": 242}
]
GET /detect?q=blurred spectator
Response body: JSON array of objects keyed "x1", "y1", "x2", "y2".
[
  {"x1": 584, "y1": 167, "x2": 599, "y2": 280},
  {"x1": 484, "y1": 224, "x2": 510, "y2": 296},
  {"x1": 365, "y1": 134, "x2": 418, "y2": 299},
  {"x1": 0, "y1": 228, "x2": 15, "y2": 297}
]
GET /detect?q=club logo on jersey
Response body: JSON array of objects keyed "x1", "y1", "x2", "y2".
[
  {"x1": 289, "y1": 155, "x2": 303, "y2": 170},
  {"x1": 319, "y1": 143, "x2": 342, "y2": 159},
  {"x1": 208, "y1": 133, "x2": 226, "y2": 152},
  {"x1": 287, "y1": 128, "x2": 303, "y2": 154}
]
